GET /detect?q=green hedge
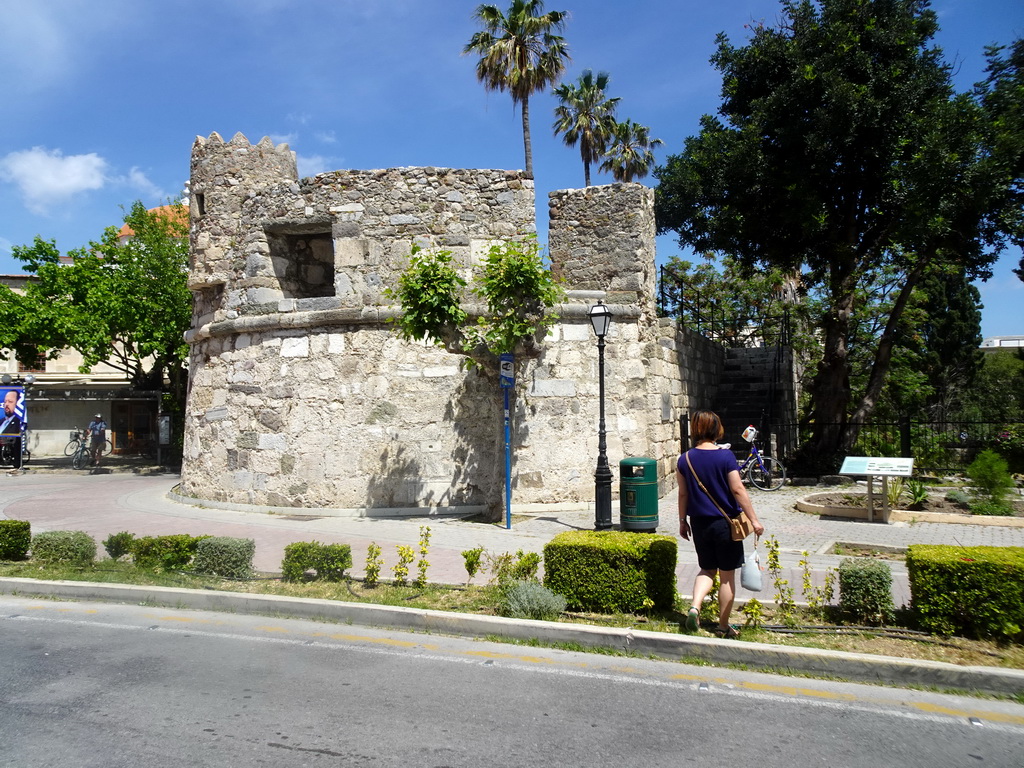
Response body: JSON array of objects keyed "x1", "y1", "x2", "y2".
[
  {"x1": 0, "y1": 520, "x2": 31, "y2": 561},
  {"x1": 907, "y1": 545, "x2": 1024, "y2": 641},
  {"x1": 193, "y1": 536, "x2": 256, "y2": 579},
  {"x1": 543, "y1": 530, "x2": 677, "y2": 613},
  {"x1": 838, "y1": 558, "x2": 895, "y2": 625},
  {"x1": 132, "y1": 534, "x2": 210, "y2": 570},
  {"x1": 281, "y1": 541, "x2": 352, "y2": 582},
  {"x1": 31, "y1": 530, "x2": 97, "y2": 566}
]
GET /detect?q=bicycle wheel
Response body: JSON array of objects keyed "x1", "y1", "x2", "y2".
[
  {"x1": 72, "y1": 447, "x2": 89, "y2": 470},
  {"x1": 64, "y1": 440, "x2": 80, "y2": 456},
  {"x1": 101, "y1": 439, "x2": 113, "y2": 456},
  {"x1": 747, "y1": 456, "x2": 786, "y2": 491}
]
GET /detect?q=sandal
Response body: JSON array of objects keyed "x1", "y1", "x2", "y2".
[
  {"x1": 714, "y1": 625, "x2": 740, "y2": 639},
  {"x1": 684, "y1": 607, "x2": 699, "y2": 632}
]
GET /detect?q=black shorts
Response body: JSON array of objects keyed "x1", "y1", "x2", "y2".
[{"x1": 689, "y1": 515, "x2": 744, "y2": 571}]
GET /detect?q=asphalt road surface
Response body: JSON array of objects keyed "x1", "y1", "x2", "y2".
[{"x1": 2, "y1": 597, "x2": 1023, "y2": 767}]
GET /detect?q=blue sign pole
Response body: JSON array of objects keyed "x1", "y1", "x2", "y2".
[{"x1": 499, "y1": 353, "x2": 514, "y2": 530}]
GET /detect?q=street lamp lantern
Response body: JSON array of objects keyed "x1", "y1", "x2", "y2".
[
  {"x1": 589, "y1": 300, "x2": 613, "y2": 530},
  {"x1": 588, "y1": 300, "x2": 611, "y2": 339}
]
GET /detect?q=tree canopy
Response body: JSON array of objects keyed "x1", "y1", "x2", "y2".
[
  {"x1": 654, "y1": 0, "x2": 1023, "y2": 472},
  {"x1": 552, "y1": 69, "x2": 619, "y2": 186},
  {"x1": 0, "y1": 201, "x2": 191, "y2": 399},
  {"x1": 464, "y1": 1, "x2": 570, "y2": 178}
]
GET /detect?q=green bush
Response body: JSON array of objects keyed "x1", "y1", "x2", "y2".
[
  {"x1": 966, "y1": 449, "x2": 1015, "y2": 507},
  {"x1": 969, "y1": 498, "x2": 1015, "y2": 516},
  {"x1": 316, "y1": 543, "x2": 353, "y2": 582},
  {"x1": 192, "y1": 537, "x2": 255, "y2": 579},
  {"x1": 837, "y1": 558, "x2": 894, "y2": 625},
  {"x1": 499, "y1": 580, "x2": 567, "y2": 620},
  {"x1": 31, "y1": 530, "x2": 96, "y2": 566},
  {"x1": 132, "y1": 534, "x2": 209, "y2": 570},
  {"x1": 103, "y1": 531, "x2": 136, "y2": 560},
  {"x1": 281, "y1": 541, "x2": 352, "y2": 583},
  {"x1": 0, "y1": 520, "x2": 31, "y2": 561},
  {"x1": 543, "y1": 531, "x2": 677, "y2": 613},
  {"x1": 907, "y1": 545, "x2": 1024, "y2": 641},
  {"x1": 487, "y1": 549, "x2": 541, "y2": 589}
]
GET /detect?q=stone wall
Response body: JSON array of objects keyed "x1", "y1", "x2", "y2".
[{"x1": 180, "y1": 133, "x2": 789, "y2": 515}]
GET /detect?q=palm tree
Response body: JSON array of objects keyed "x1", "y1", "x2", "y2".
[
  {"x1": 599, "y1": 119, "x2": 663, "y2": 183},
  {"x1": 552, "y1": 70, "x2": 619, "y2": 186},
  {"x1": 464, "y1": 1, "x2": 570, "y2": 179}
]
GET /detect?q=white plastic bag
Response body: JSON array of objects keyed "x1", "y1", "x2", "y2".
[{"x1": 741, "y1": 545, "x2": 763, "y2": 592}]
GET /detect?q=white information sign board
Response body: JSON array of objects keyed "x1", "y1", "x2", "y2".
[
  {"x1": 839, "y1": 456, "x2": 914, "y2": 477},
  {"x1": 838, "y1": 456, "x2": 915, "y2": 523}
]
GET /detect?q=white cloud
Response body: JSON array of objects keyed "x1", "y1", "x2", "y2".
[
  {"x1": 315, "y1": 130, "x2": 338, "y2": 144},
  {"x1": 269, "y1": 132, "x2": 299, "y2": 146},
  {"x1": 0, "y1": 147, "x2": 107, "y2": 214},
  {"x1": 296, "y1": 154, "x2": 337, "y2": 178},
  {"x1": 0, "y1": 236, "x2": 12, "y2": 258},
  {"x1": 117, "y1": 167, "x2": 168, "y2": 202}
]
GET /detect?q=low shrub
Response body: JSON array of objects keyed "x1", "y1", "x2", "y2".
[
  {"x1": 499, "y1": 580, "x2": 567, "y2": 620},
  {"x1": 487, "y1": 549, "x2": 541, "y2": 590},
  {"x1": 31, "y1": 530, "x2": 96, "y2": 566},
  {"x1": 838, "y1": 558, "x2": 894, "y2": 625},
  {"x1": 944, "y1": 489, "x2": 970, "y2": 508},
  {"x1": 281, "y1": 541, "x2": 352, "y2": 583},
  {"x1": 969, "y1": 498, "x2": 1015, "y2": 516},
  {"x1": 907, "y1": 545, "x2": 1024, "y2": 641},
  {"x1": 966, "y1": 449, "x2": 1015, "y2": 508},
  {"x1": 132, "y1": 534, "x2": 209, "y2": 570},
  {"x1": 0, "y1": 519, "x2": 31, "y2": 561},
  {"x1": 543, "y1": 531, "x2": 677, "y2": 613},
  {"x1": 103, "y1": 531, "x2": 136, "y2": 560},
  {"x1": 192, "y1": 536, "x2": 255, "y2": 579}
]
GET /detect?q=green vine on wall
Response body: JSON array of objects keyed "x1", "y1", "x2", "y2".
[{"x1": 385, "y1": 237, "x2": 563, "y2": 367}]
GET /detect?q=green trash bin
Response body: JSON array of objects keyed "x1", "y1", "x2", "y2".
[{"x1": 620, "y1": 457, "x2": 659, "y2": 531}]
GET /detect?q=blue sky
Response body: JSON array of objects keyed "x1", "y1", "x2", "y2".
[{"x1": 1, "y1": 0, "x2": 1021, "y2": 337}]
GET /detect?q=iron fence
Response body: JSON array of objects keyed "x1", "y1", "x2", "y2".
[{"x1": 775, "y1": 419, "x2": 1024, "y2": 474}]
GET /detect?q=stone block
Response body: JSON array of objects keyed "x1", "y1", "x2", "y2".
[
  {"x1": 280, "y1": 337, "x2": 309, "y2": 357},
  {"x1": 530, "y1": 379, "x2": 577, "y2": 397}
]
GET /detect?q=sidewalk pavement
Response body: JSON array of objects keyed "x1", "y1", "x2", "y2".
[{"x1": 4, "y1": 464, "x2": 1024, "y2": 695}]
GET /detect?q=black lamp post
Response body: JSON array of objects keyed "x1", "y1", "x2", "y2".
[{"x1": 589, "y1": 301, "x2": 613, "y2": 530}]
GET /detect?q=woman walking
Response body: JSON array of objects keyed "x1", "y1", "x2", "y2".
[{"x1": 677, "y1": 410, "x2": 765, "y2": 637}]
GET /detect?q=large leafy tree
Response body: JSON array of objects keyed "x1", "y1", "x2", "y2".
[
  {"x1": 0, "y1": 201, "x2": 191, "y2": 402},
  {"x1": 464, "y1": 0, "x2": 570, "y2": 178},
  {"x1": 975, "y1": 39, "x2": 1024, "y2": 281},
  {"x1": 655, "y1": 0, "x2": 1022, "y2": 472},
  {"x1": 600, "y1": 119, "x2": 663, "y2": 183},
  {"x1": 552, "y1": 69, "x2": 619, "y2": 186}
]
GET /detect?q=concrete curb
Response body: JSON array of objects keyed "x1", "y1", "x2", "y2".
[{"x1": 2, "y1": 577, "x2": 1022, "y2": 697}]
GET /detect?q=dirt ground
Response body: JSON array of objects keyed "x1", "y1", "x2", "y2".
[{"x1": 808, "y1": 492, "x2": 1024, "y2": 517}]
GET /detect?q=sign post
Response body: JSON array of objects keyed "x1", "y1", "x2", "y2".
[
  {"x1": 838, "y1": 456, "x2": 915, "y2": 522},
  {"x1": 499, "y1": 353, "x2": 514, "y2": 530}
]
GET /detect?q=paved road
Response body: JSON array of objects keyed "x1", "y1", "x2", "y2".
[
  {"x1": 4, "y1": 597, "x2": 1023, "y2": 768},
  {"x1": 4, "y1": 468, "x2": 1024, "y2": 606}
]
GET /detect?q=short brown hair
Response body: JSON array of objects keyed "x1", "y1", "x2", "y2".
[{"x1": 690, "y1": 410, "x2": 724, "y2": 446}]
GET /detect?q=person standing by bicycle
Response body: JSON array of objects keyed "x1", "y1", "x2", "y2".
[
  {"x1": 87, "y1": 413, "x2": 108, "y2": 467},
  {"x1": 677, "y1": 409, "x2": 765, "y2": 638}
]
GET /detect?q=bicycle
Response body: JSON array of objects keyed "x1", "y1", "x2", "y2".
[
  {"x1": 64, "y1": 428, "x2": 111, "y2": 457},
  {"x1": 71, "y1": 437, "x2": 93, "y2": 470},
  {"x1": 736, "y1": 426, "x2": 787, "y2": 491},
  {"x1": 1, "y1": 433, "x2": 29, "y2": 468}
]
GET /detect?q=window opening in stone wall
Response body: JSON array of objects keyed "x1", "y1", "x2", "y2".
[
  {"x1": 265, "y1": 227, "x2": 336, "y2": 299},
  {"x1": 195, "y1": 193, "x2": 205, "y2": 216}
]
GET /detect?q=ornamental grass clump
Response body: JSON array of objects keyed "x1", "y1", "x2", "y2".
[{"x1": 499, "y1": 580, "x2": 567, "y2": 621}]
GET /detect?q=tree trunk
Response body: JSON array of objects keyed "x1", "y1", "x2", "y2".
[
  {"x1": 844, "y1": 260, "x2": 929, "y2": 451},
  {"x1": 521, "y1": 95, "x2": 533, "y2": 179},
  {"x1": 798, "y1": 278, "x2": 856, "y2": 473}
]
